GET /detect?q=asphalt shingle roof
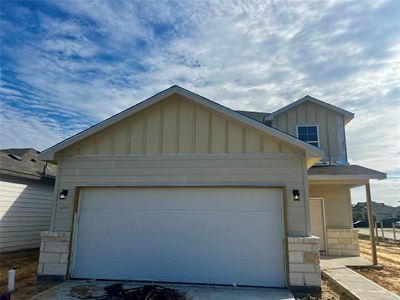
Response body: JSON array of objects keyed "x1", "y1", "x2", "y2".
[
  {"x1": 0, "y1": 148, "x2": 56, "y2": 181},
  {"x1": 308, "y1": 164, "x2": 386, "y2": 179},
  {"x1": 235, "y1": 110, "x2": 270, "y2": 124}
]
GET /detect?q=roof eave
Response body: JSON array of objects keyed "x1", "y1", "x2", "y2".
[{"x1": 0, "y1": 169, "x2": 55, "y2": 182}]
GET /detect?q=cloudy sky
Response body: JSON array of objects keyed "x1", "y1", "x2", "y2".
[{"x1": 1, "y1": 0, "x2": 399, "y2": 206}]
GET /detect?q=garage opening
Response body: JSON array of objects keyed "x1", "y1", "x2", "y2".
[{"x1": 72, "y1": 187, "x2": 285, "y2": 287}]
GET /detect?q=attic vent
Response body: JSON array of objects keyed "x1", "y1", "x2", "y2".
[
  {"x1": 30, "y1": 158, "x2": 36, "y2": 162},
  {"x1": 8, "y1": 154, "x2": 22, "y2": 161}
]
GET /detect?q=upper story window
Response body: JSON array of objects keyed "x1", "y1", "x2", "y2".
[{"x1": 297, "y1": 125, "x2": 320, "y2": 147}]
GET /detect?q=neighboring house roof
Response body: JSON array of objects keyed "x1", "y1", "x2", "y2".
[
  {"x1": 39, "y1": 85, "x2": 324, "y2": 164},
  {"x1": 308, "y1": 165, "x2": 386, "y2": 180},
  {"x1": 0, "y1": 148, "x2": 56, "y2": 182},
  {"x1": 352, "y1": 201, "x2": 399, "y2": 217},
  {"x1": 236, "y1": 111, "x2": 270, "y2": 124},
  {"x1": 265, "y1": 95, "x2": 355, "y2": 125}
]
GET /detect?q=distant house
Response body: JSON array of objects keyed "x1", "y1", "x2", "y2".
[
  {"x1": 0, "y1": 148, "x2": 56, "y2": 252},
  {"x1": 353, "y1": 201, "x2": 400, "y2": 221}
]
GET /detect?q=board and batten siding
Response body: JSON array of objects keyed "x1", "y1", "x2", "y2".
[
  {"x1": 60, "y1": 94, "x2": 298, "y2": 157},
  {"x1": 53, "y1": 154, "x2": 310, "y2": 236},
  {"x1": 51, "y1": 94, "x2": 311, "y2": 236},
  {"x1": 309, "y1": 185, "x2": 352, "y2": 229},
  {"x1": 271, "y1": 101, "x2": 346, "y2": 163},
  {"x1": 0, "y1": 176, "x2": 54, "y2": 252}
]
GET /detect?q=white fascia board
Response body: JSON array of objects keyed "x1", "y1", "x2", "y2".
[{"x1": 39, "y1": 86, "x2": 325, "y2": 162}]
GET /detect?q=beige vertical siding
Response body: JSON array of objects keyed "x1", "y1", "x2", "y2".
[
  {"x1": 309, "y1": 185, "x2": 352, "y2": 228},
  {"x1": 0, "y1": 176, "x2": 53, "y2": 252},
  {"x1": 53, "y1": 154, "x2": 309, "y2": 236},
  {"x1": 271, "y1": 101, "x2": 346, "y2": 162},
  {"x1": 51, "y1": 94, "x2": 312, "y2": 237},
  {"x1": 61, "y1": 94, "x2": 300, "y2": 157}
]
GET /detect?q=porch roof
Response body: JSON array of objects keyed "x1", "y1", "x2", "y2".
[{"x1": 308, "y1": 164, "x2": 386, "y2": 180}]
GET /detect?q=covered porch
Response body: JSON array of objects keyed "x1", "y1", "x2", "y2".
[{"x1": 308, "y1": 164, "x2": 386, "y2": 264}]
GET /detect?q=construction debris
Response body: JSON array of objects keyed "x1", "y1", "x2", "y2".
[{"x1": 103, "y1": 283, "x2": 187, "y2": 300}]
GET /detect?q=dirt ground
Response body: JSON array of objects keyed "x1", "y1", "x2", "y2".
[
  {"x1": 0, "y1": 249, "x2": 58, "y2": 299},
  {"x1": 320, "y1": 278, "x2": 351, "y2": 300},
  {"x1": 352, "y1": 236, "x2": 400, "y2": 295}
]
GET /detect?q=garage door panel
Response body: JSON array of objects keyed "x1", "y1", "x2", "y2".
[
  {"x1": 73, "y1": 187, "x2": 285, "y2": 287},
  {"x1": 80, "y1": 188, "x2": 283, "y2": 212},
  {"x1": 75, "y1": 254, "x2": 285, "y2": 286},
  {"x1": 75, "y1": 230, "x2": 284, "y2": 260},
  {"x1": 78, "y1": 209, "x2": 282, "y2": 236}
]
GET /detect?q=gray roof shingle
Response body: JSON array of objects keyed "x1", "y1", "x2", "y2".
[
  {"x1": 0, "y1": 148, "x2": 56, "y2": 181},
  {"x1": 235, "y1": 110, "x2": 270, "y2": 124},
  {"x1": 308, "y1": 164, "x2": 386, "y2": 179}
]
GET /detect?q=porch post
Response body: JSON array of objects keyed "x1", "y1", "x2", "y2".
[{"x1": 365, "y1": 182, "x2": 378, "y2": 265}]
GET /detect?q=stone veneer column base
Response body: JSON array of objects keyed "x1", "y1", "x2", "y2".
[
  {"x1": 326, "y1": 229, "x2": 359, "y2": 256},
  {"x1": 288, "y1": 236, "x2": 321, "y2": 296},
  {"x1": 37, "y1": 231, "x2": 71, "y2": 281}
]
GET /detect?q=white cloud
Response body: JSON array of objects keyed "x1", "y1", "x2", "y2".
[
  {"x1": 0, "y1": 104, "x2": 72, "y2": 151},
  {"x1": 1, "y1": 0, "x2": 399, "y2": 205}
]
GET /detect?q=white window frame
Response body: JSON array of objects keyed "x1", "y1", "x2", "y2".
[{"x1": 296, "y1": 124, "x2": 320, "y2": 147}]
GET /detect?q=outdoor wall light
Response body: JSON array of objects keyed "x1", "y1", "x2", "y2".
[
  {"x1": 293, "y1": 189, "x2": 300, "y2": 201},
  {"x1": 59, "y1": 190, "x2": 68, "y2": 200}
]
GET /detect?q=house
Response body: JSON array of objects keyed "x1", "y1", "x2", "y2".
[
  {"x1": 353, "y1": 202, "x2": 400, "y2": 222},
  {"x1": 0, "y1": 148, "x2": 56, "y2": 252},
  {"x1": 36, "y1": 86, "x2": 385, "y2": 293}
]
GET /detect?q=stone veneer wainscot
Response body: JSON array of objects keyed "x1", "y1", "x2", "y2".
[
  {"x1": 326, "y1": 228, "x2": 359, "y2": 256},
  {"x1": 288, "y1": 236, "x2": 321, "y2": 295},
  {"x1": 38, "y1": 231, "x2": 70, "y2": 281}
]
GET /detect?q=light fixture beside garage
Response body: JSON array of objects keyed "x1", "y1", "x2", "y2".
[
  {"x1": 292, "y1": 189, "x2": 300, "y2": 201},
  {"x1": 59, "y1": 190, "x2": 68, "y2": 200}
]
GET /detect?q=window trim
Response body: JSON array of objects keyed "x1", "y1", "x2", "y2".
[{"x1": 296, "y1": 124, "x2": 320, "y2": 148}]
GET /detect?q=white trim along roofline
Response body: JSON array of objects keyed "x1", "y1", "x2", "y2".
[
  {"x1": 39, "y1": 85, "x2": 324, "y2": 164},
  {"x1": 265, "y1": 95, "x2": 355, "y2": 125}
]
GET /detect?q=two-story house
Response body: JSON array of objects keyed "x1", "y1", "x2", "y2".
[
  {"x1": 36, "y1": 86, "x2": 385, "y2": 293},
  {"x1": 238, "y1": 95, "x2": 386, "y2": 255}
]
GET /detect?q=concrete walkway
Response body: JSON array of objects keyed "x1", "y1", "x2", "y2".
[
  {"x1": 321, "y1": 256, "x2": 400, "y2": 300},
  {"x1": 32, "y1": 280, "x2": 295, "y2": 300}
]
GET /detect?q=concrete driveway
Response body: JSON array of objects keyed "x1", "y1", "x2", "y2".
[{"x1": 32, "y1": 280, "x2": 295, "y2": 300}]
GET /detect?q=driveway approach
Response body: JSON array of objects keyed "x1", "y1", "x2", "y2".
[{"x1": 32, "y1": 280, "x2": 295, "y2": 300}]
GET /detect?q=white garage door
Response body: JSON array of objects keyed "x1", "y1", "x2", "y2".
[{"x1": 72, "y1": 187, "x2": 285, "y2": 287}]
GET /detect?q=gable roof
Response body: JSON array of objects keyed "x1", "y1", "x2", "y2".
[
  {"x1": 0, "y1": 148, "x2": 56, "y2": 182},
  {"x1": 265, "y1": 95, "x2": 355, "y2": 124},
  {"x1": 39, "y1": 85, "x2": 324, "y2": 164}
]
